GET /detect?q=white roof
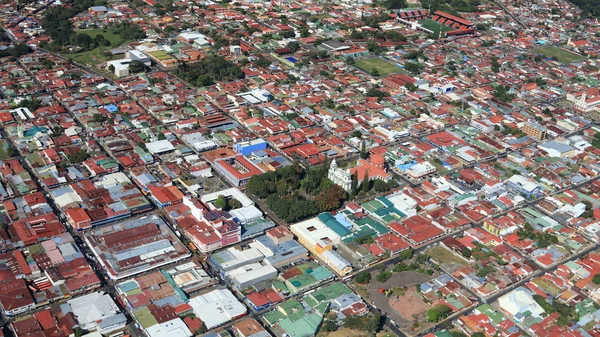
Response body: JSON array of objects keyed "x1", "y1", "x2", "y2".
[
  {"x1": 228, "y1": 262, "x2": 278, "y2": 283},
  {"x1": 291, "y1": 217, "x2": 341, "y2": 247},
  {"x1": 201, "y1": 187, "x2": 254, "y2": 208},
  {"x1": 68, "y1": 292, "x2": 120, "y2": 328},
  {"x1": 498, "y1": 287, "x2": 545, "y2": 318},
  {"x1": 51, "y1": 185, "x2": 83, "y2": 207},
  {"x1": 189, "y1": 289, "x2": 246, "y2": 329},
  {"x1": 146, "y1": 318, "x2": 192, "y2": 337},
  {"x1": 146, "y1": 139, "x2": 176, "y2": 154},
  {"x1": 507, "y1": 175, "x2": 539, "y2": 193}
]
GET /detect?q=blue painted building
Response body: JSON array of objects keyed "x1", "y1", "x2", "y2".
[{"x1": 234, "y1": 139, "x2": 267, "y2": 156}]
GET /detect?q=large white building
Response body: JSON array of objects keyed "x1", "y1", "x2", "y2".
[
  {"x1": 498, "y1": 287, "x2": 545, "y2": 322},
  {"x1": 328, "y1": 159, "x2": 352, "y2": 191},
  {"x1": 188, "y1": 289, "x2": 247, "y2": 329}
]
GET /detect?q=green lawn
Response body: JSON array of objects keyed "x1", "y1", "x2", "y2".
[
  {"x1": 67, "y1": 29, "x2": 126, "y2": 66},
  {"x1": 534, "y1": 45, "x2": 585, "y2": 63},
  {"x1": 420, "y1": 19, "x2": 455, "y2": 39},
  {"x1": 77, "y1": 29, "x2": 124, "y2": 46},
  {"x1": 68, "y1": 46, "x2": 115, "y2": 66},
  {"x1": 355, "y1": 58, "x2": 404, "y2": 76}
]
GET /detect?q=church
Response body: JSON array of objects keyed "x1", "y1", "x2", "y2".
[{"x1": 328, "y1": 153, "x2": 391, "y2": 191}]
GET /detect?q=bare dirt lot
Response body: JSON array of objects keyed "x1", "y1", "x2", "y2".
[
  {"x1": 389, "y1": 286, "x2": 430, "y2": 320},
  {"x1": 363, "y1": 271, "x2": 435, "y2": 334}
]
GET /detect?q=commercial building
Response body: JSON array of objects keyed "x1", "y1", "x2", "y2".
[
  {"x1": 522, "y1": 122, "x2": 547, "y2": 140},
  {"x1": 188, "y1": 288, "x2": 246, "y2": 330},
  {"x1": 291, "y1": 217, "x2": 352, "y2": 276},
  {"x1": 84, "y1": 215, "x2": 191, "y2": 280}
]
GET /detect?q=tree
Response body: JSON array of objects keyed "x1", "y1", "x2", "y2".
[
  {"x1": 228, "y1": 198, "x2": 242, "y2": 210},
  {"x1": 404, "y1": 61, "x2": 424, "y2": 74},
  {"x1": 360, "y1": 141, "x2": 368, "y2": 159},
  {"x1": 366, "y1": 88, "x2": 390, "y2": 98},
  {"x1": 214, "y1": 195, "x2": 227, "y2": 210},
  {"x1": 399, "y1": 248, "x2": 413, "y2": 260},
  {"x1": 593, "y1": 273, "x2": 600, "y2": 284},
  {"x1": 287, "y1": 41, "x2": 300, "y2": 52},
  {"x1": 92, "y1": 114, "x2": 108, "y2": 123},
  {"x1": 461, "y1": 247, "x2": 472, "y2": 258},
  {"x1": 362, "y1": 171, "x2": 370, "y2": 193},
  {"x1": 74, "y1": 33, "x2": 92, "y2": 49},
  {"x1": 427, "y1": 304, "x2": 451, "y2": 322},
  {"x1": 383, "y1": 0, "x2": 407, "y2": 9},
  {"x1": 355, "y1": 271, "x2": 372, "y2": 284},
  {"x1": 376, "y1": 271, "x2": 392, "y2": 283},
  {"x1": 476, "y1": 23, "x2": 486, "y2": 31},
  {"x1": 315, "y1": 184, "x2": 346, "y2": 212},
  {"x1": 373, "y1": 179, "x2": 390, "y2": 192},
  {"x1": 129, "y1": 60, "x2": 146, "y2": 73},
  {"x1": 320, "y1": 320, "x2": 336, "y2": 332}
]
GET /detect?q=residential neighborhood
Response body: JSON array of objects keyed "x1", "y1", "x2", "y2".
[{"x1": 0, "y1": 0, "x2": 598, "y2": 337}]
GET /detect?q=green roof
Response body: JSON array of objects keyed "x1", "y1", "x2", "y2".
[
  {"x1": 317, "y1": 213, "x2": 351, "y2": 237},
  {"x1": 133, "y1": 307, "x2": 158, "y2": 329},
  {"x1": 278, "y1": 313, "x2": 322, "y2": 337}
]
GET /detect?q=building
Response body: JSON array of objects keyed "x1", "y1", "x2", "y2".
[
  {"x1": 67, "y1": 292, "x2": 127, "y2": 334},
  {"x1": 406, "y1": 161, "x2": 436, "y2": 179},
  {"x1": 537, "y1": 140, "x2": 576, "y2": 158},
  {"x1": 521, "y1": 122, "x2": 547, "y2": 140},
  {"x1": 234, "y1": 318, "x2": 271, "y2": 337},
  {"x1": 106, "y1": 59, "x2": 132, "y2": 78},
  {"x1": 234, "y1": 139, "x2": 267, "y2": 156},
  {"x1": 506, "y1": 175, "x2": 543, "y2": 198},
  {"x1": 291, "y1": 217, "x2": 352, "y2": 276},
  {"x1": 328, "y1": 154, "x2": 391, "y2": 192},
  {"x1": 188, "y1": 289, "x2": 246, "y2": 329},
  {"x1": 498, "y1": 287, "x2": 545, "y2": 322},
  {"x1": 328, "y1": 159, "x2": 352, "y2": 191},
  {"x1": 84, "y1": 215, "x2": 191, "y2": 280}
]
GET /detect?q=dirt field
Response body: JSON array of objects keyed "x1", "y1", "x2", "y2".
[
  {"x1": 389, "y1": 286, "x2": 430, "y2": 320},
  {"x1": 320, "y1": 328, "x2": 370, "y2": 337}
]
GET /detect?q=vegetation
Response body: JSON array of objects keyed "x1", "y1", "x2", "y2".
[
  {"x1": 517, "y1": 223, "x2": 559, "y2": 248},
  {"x1": 593, "y1": 273, "x2": 600, "y2": 285},
  {"x1": 427, "y1": 304, "x2": 451, "y2": 322},
  {"x1": 355, "y1": 58, "x2": 404, "y2": 76},
  {"x1": 42, "y1": 0, "x2": 107, "y2": 46},
  {"x1": 0, "y1": 41, "x2": 32, "y2": 58},
  {"x1": 533, "y1": 294, "x2": 577, "y2": 326},
  {"x1": 67, "y1": 149, "x2": 91, "y2": 163},
  {"x1": 343, "y1": 313, "x2": 383, "y2": 333},
  {"x1": 366, "y1": 88, "x2": 391, "y2": 98},
  {"x1": 355, "y1": 271, "x2": 372, "y2": 284},
  {"x1": 569, "y1": 0, "x2": 600, "y2": 17},
  {"x1": 492, "y1": 85, "x2": 516, "y2": 103},
  {"x1": 534, "y1": 46, "x2": 585, "y2": 64},
  {"x1": 376, "y1": 271, "x2": 393, "y2": 283},
  {"x1": 246, "y1": 164, "x2": 347, "y2": 223},
  {"x1": 175, "y1": 55, "x2": 244, "y2": 87}
]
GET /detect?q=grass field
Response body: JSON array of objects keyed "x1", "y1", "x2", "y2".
[
  {"x1": 534, "y1": 45, "x2": 585, "y2": 63},
  {"x1": 427, "y1": 245, "x2": 469, "y2": 268},
  {"x1": 68, "y1": 46, "x2": 114, "y2": 66},
  {"x1": 420, "y1": 19, "x2": 455, "y2": 39},
  {"x1": 355, "y1": 58, "x2": 403, "y2": 76},
  {"x1": 68, "y1": 29, "x2": 125, "y2": 66},
  {"x1": 77, "y1": 29, "x2": 123, "y2": 46}
]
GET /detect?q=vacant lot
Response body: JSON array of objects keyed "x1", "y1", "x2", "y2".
[
  {"x1": 420, "y1": 19, "x2": 455, "y2": 39},
  {"x1": 535, "y1": 46, "x2": 585, "y2": 63},
  {"x1": 355, "y1": 58, "x2": 403, "y2": 76},
  {"x1": 77, "y1": 29, "x2": 123, "y2": 46},
  {"x1": 320, "y1": 328, "x2": 370, "y2": 337},
  {"x1": 427, "y1": 245, "x2": 468, "y2": 272},
  {"x1": 389, "y1": 286, "x2": 430, "y2": 320}
]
